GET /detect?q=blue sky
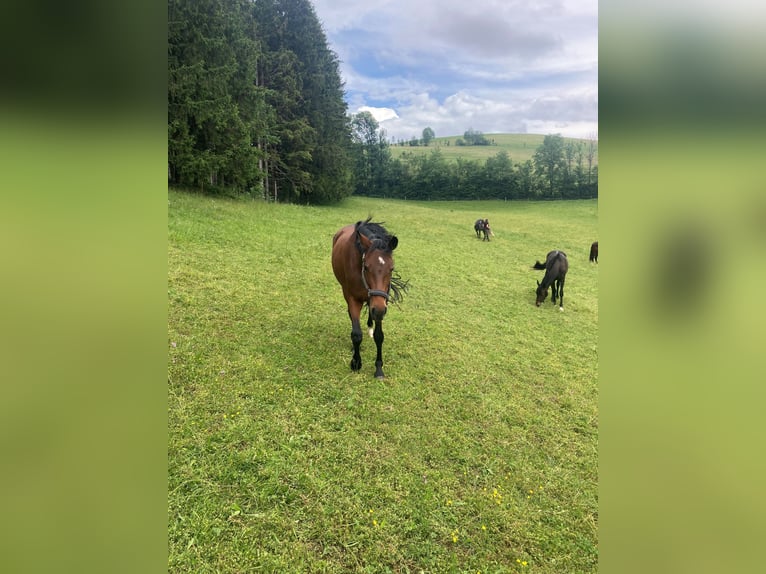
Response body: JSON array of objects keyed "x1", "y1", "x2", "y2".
[{"x1": 311, "y1": 0, "x2": 598, "y2": 142}]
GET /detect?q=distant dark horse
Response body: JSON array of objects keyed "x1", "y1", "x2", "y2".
[
  {"x1": 331, "y1": 218, "x2": 408, "y2": 378},
  {"x1": 533, "y1": 250, "x2": 569, "y2": 310},
  {"x1": 474, "y1": 218, "x2": 491, "y2": 241},
  {"x1": 589, "y1": 241, "x2": 598, "y2": 263}
]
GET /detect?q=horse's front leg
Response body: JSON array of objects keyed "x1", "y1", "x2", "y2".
[
  {"x1": 348, "y1": 301, "x2": 363, "y2": 371},
  {"x1": 367, "y1": 309, "x2": 374, "y2": 337},
  {"x1": 372, "y1": 319, "x2": 385, "y2": 379}
]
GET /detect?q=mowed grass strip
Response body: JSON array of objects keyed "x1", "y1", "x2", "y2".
[{"x1": 168, "y1": 190, "x2": 598, "y2": 573}]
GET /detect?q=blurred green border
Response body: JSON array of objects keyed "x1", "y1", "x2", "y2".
[
  {"x1": 601, "y1": 8, "x2": 766, "y2": 573},
  {"x1": 0, "y1": 3, "x2": 168, "y2": 572},
  {"x1": 0, "y1": 113, "x2": 168, "y2": 574}
]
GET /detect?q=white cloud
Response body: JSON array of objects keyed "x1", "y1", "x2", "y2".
[
  {"x1": 312, "y1": 0, "x2": 598, "y2": 140},
  {"x1": 357, "y1": 106, "x2": 399, "y2": 123}
]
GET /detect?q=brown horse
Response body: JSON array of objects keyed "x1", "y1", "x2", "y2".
[
  {"x1": 331, "y1": 218, "x2": 407, "y2": 378},
  {"x1": 589, "y1": 241, "x2": 598, "y2": 263},
  {"x1": 474, "y1": 218, "x2": 491, "y2": 241}
]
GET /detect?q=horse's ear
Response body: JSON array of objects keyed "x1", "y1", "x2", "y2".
[
  {"x1": 357, "y1": 230, "x2": 372, "y2": 251},
  {"x1": 389, "y1": 236, "x2": 398, "y2": 251},
  {"x1": 536, "y1": 280, "x2": 540, "y2": 287}
]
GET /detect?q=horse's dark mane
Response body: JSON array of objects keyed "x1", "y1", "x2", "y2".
[
  {"x1": 355, "y1": 217, "x2": 395, "y2": 252},
  {"x1": 385, "y1": 272, "x2": 408, "y2": 304}
]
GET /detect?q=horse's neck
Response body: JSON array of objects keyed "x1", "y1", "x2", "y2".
[{"x1": 541, "y1": 265, "x2": 559, "y2": 287}]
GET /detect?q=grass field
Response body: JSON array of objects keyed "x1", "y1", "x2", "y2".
[
  {"x1": 390, "y1": 133, "x2": 598, "y2": 166},
  {"x1": 168, "y1": 190, "x2": 598, "y2": 573}
]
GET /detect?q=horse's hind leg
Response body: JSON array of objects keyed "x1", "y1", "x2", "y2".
[{"x1": 557, "y1": 278, "x2": 565, "y2": 310}]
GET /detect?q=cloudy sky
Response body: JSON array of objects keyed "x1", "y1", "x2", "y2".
[{"x1": 311, "y1": 0, "x2": 597, "y2": 142}]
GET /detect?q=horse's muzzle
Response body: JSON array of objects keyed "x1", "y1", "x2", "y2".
[
  {"x1": 369, "y1": 304, "x2": 387, "y2": 321},
  {"x1": 368, "y1": 289, "x2": 389, "y2": 321}
]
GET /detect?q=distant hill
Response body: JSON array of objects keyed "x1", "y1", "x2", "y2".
[{"x1": 389, "y1": 133, "x2": 598, "y2": 166}]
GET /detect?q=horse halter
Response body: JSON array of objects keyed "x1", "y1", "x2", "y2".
[{"x1": 361, "y1": 251, "x2": 391, "y2": 302}]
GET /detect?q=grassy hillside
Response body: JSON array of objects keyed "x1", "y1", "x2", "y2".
[
  {"x1": 390, "y1": 133, "x2": 598, "y2": 166},
  {"x1": 168, "y1": 191, "x2": 598, "y2": 573}
]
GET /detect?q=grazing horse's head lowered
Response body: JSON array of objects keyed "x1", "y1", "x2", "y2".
[
  {"x1": 474, "y1": 218, "x2": 491, "y2": 241},
  {"x1": 332, "y1": 218, "x2": 408, "y2": 378},
  {"x1": 533, "y1": 250, "x2": 569, "y2": 310}
]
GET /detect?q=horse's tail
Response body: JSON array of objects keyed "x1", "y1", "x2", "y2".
[{"x1": 532, "y1": 260, "x2": 547, "y2": 270}]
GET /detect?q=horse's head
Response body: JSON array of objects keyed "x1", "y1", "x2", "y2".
[
  {"x1": 357, "y1": 231, "x2": 398, "y2": 321},
  {"x1": 535, "y1": 279, "x2": 548, "y2": 307}
]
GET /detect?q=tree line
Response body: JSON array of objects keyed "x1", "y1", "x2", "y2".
[
  {"x1": 168, "y1": 0, "x2": 598, "y2": 204},
  {"x1": 350, "y1": 113, "x2": 598, "y2": 201},
  {"x1": 168, "y1": 0, "x2": 353, "y2": 204}
]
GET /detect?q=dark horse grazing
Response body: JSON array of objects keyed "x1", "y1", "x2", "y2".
[
  {"x1": 474, "y1": 218, "x2": 491, "y2": 241},
  {"x1": 532, "y1": 250, "x2": 569, "y2": 310},
  {"x1": 589, "y1": 241, "x2": 598, "y2": 263},
  {"x1": 332, "y1": 218, "x2": 407, "y2": 378}
]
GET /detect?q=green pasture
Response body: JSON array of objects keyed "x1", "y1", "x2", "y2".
[
  {"x1": 168, "y1": 190, "x2": 598, "y2": 573},
  {"x1": 390, "y1": 133, "x2": 598, "y2": 166}
]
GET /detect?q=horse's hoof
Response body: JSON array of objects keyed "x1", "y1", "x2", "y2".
[
  {"x1": 375, "y1": 373, "x2": 385, "y2": 380},
  {"x1": 351, "y1": 360, "x2": 362, "y2": 371}
]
